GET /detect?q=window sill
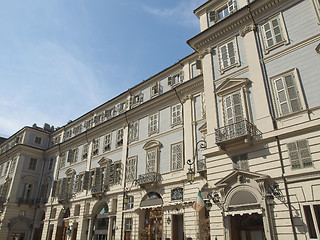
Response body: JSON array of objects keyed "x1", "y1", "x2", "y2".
[{"x1": 219, "y1": 62, "x2": 240, "y2": 74}]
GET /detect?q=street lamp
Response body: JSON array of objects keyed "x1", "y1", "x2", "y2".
[{"x1": 186, "y1": 140, "x2": 207, "y2": 184}]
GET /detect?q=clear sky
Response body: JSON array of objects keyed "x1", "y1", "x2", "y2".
[{"x1": 0, "y1": 0, "x2": 207, "y2": 138}]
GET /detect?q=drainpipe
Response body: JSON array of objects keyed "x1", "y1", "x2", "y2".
[{"x1": 246, "y1": 5, "x2": 297, "y2": 240}]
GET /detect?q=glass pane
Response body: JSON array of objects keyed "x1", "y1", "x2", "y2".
[
  {"x1": 278, "y1": 90, "x2": 287, "y2": 103},
  {"x1": 280, "y1": 103, "x2": 289, "y2": 115},
  {"x1": 304, "y1": 205, "x2": 317, "y2": 238},
  {"x1": 275, "y1": 79, "x2": 284, "y2": 90}
]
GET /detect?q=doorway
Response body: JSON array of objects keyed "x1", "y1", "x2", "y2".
[
  {"x1": 145, "y1": 208, "x2": 163, "y2": 240},
  {"x1": 172, "y1": 214, "x2": 184, "y2": 240},
  {"x1": 230, "y1": 213, "x2": 265, "y2": 240}
]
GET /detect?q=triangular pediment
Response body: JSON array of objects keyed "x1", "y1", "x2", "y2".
[
  {"x1": 98, "y1": 157, "x2": 112, "y2": 166},
  {"x1": 215, "y1": 170, "x2": 269, "y2": 188},
  {"x1": 216, "y1": 78, "x2": 250, "y2": 95}
]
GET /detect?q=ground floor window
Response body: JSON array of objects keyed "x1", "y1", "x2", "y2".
[{"x1": 303, "y1": 204, "x2": 320, "y2": 239}]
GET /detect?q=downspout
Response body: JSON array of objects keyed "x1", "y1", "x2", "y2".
[{"x1": 247, "y1": 5, "x2": 297, "y2": 240}]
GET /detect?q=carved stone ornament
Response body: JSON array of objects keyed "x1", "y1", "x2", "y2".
[
  {"x1": 181, "y1": 94, "x2": 192, "y2": 104},
  {"x1": 239, "y1": 24, "x2": 256, "y2": 37},
  {"x1": 199, "y1": 48, "x2": 212, "y2": 59}
]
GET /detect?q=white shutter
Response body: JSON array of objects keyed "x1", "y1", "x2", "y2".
[
  {"x1": 172, "y1": 143, "x2": 182, "y2": 171},
  {"x1": 284, "y1": 74, "x2": 301, "y2": 113},
  {"x1": 227, "y1": 0, "x2": 237, "y2": 13},
  {"x1": 297, "y1": 140, "x2": 312, "y2": 168},
  {"x1": 220, "y1": 44, "x2": 229, "y2": 68},
  {"x1": 209, "y1": 10, "x2": 216, "y2": 23},
  {"x1": 147, "y1": 150, "x2": 156, "y2": 173}
]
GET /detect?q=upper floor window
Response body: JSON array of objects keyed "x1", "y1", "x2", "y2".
[
  {"x1": 232, "y1": 153, "x2": 249, "y2": 171},
  {"x1": 191, "y1": 61, "x2": 201, "y2": 78},
  {"x1": 29, "y1": 158, "x2": 37, "y2": 170},
  {"x1": 218, "y1": 38, "x2": 239, "y2": 73},
  {"x1": 22, "y1": 183, "x2": 32, "y2": 200},
  {"x1": 150, "y1": 82, "x2": 160, "y2": 97},
  {"x1": 34, "y1": 136, "x2": 42, "y2": 145},
  {"x1": 130, "y1": 93, "x2": 143, "y2": 107},
  {"x1": 270, "y1": 69, "x2": 304, "y2": 117},
  {"x1": 171, "y1": 143, "x2": 183, "y2": 171},
  {"x1": 143, "y1": 140, "x2": 161, "y2": 174},
  {"x1": 92, "y1": 138, "x2": 100, "y2": 156},
  {"x1": 67, "y1": 148, "x2": 78, "y2": 164},
  {"x1": 287, "y1": 139, "x2": 312, "y2": 169},
  {"x1": 260, "y1": 13, "x2": 289, "y2": 53},
  {"x1": 208, "y1": 0, "x2": 237, "y2": 27},
  {"x1": 168, "y1": 70, "x2": 184, "y2": 87},
  {"x1": 126, "y1": 156, "x2": 137, "y2": 182},
  {"x1": 125, "y1": 196, "x2": 134, "y2": 210},
  {"x1": 116, "y1": 129, "x2": 124, "y2": 147},
  {"x1": 171, "y1": 104, "x2": 182, "y2": 126},
  {"x1": 48, "y1": 158, "x2": 54, "y2": 171},
  {"x1": 149, "y1": 112, "x2": 159, "y2": 135},
  {"x1": 82, "y1": 144, "x2": 89, "y2": 160},
  {"x1": 223, "y1": 91, "x2": 244, "y2": 125},
  {"x1": 125, "y1": 218, "x2": 133, "y2": 231},
  {"x1": 129, "y1": 121, "x2": 139, "y2": 143},
  {"x1": 104, "y1": 133, "x2": 112, "y2": 152}
]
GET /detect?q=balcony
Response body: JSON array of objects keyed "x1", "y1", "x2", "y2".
[
  {"x1": 215, "y1": 120, "x2": 258, "y2": 148},
  {"x1": 58, "y1": 194, "x2": 71, "y2": 204},
  {"x1": 136, "y1": 172, "x2": 161, "y2": 187},
  {"x1": 91, "y1": 185, "x2": 108, "y2": 196},
  {"x1": 197, "y1": 159, "x2": 207, "y2": 172}
]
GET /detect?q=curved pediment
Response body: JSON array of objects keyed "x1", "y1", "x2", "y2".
[
  {"x1": 143, "y1": 140, "x2": 162, "y2": 150},
  {"x1": 65, "y1": 168, "x2": 76, "y2": 176},
  {"x1": 216, "y1": 78, "x2": 250, "y2": 95},
  {"x1": 98, "y1": 157, "x2": 112, "y2": 166},
  {"x1": 21, "y1": 175, "x2": 37, "y2": 184}
]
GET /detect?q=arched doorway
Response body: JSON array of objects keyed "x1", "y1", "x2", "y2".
[
  {"x1": 140, "y1": 192, "x2": 163, "y2": 240},
  {"x1": 92, "y1": 202, "x2": 109, "y2": 240},
  {"x1": 55, "y1": 207, "x2": 70, "y2": 240}
]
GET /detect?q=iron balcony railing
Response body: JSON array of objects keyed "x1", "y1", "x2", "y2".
[
  {"x1": 58, "y1": 194, "x2": 71, "y2": 203},
  {"x1": 215, "y1": 120, "x2": 257, "y2": 145},
  {"x1": 91, "y1": 185, "x2": 108, "y2": 195},
  {"x1": 197, "y1": 159, "x2": 207, "y2": 172},
  {"x1": 136, "y1": 172, "x2": 161, "y2": 186}
]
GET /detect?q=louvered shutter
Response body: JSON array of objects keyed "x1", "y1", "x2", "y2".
[
  {"x1": 94, "y1": 167, "x2": 101, "y2": 186},
  {"x1": 209, "y1": 10, "x2": 216, "y2": 23},
  {"x1": 274, "y1": 77, "x2": 290, "y2": 116},
  {"x1": 227, "y1": 41, "x2": 236, "y2": 65},
  {"x1": 147, "y1": 151, "x2": 156, "y2": 173},
  {"x1": 224, "y1": 92, "x2": 243, "y2": 125},
  {"x1": 297, "y1": 140, "x2": 312, "y2": 168},
  {"x1": 271, "y1": 17, "x2": 283, "y2": 44},
  {"x1": 139, "y1": 93, "x2": 144, "y2": 103},
  {"x1": 83, "y1": 171, "x2": 90, "y2": 190},
  {"x1": 168, "y1": 76, "x2": 173, "y2": 86},
  {"x1": 67, "y1": 150, "x2": 73, "y2": 163},
  {"x1": 287, "y1": 142, "x2": 301, "y2": 169},
  {"x1": 179, "y1": 70, "x2": 184, "y2": 82},
  {"x1": 284, "y1": 74, "x2": 301, "y2": 113},
  {"x1": 227, "y1": 0, "x2": 237, "y2": 13},
  {"x1": 220, "y1": 45, "x2": 228, "y2": 68}
]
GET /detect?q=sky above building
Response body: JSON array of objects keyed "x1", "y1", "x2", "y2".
[{"x1": 0, "y1": 0, "x2": 207, "y2": 138}]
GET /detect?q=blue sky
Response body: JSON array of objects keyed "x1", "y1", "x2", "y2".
[{"x1": 0, "y1": 0, "x2": 206, "y2": 138}]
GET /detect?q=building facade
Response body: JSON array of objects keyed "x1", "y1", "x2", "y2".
[{"x1": 0, "y1": 0, "x2": 320, "y2": 239}]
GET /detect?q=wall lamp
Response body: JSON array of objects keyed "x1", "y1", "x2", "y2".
[
  {"x1": 268, "y1": 182, "x2": 281, "y2": 197},
  {"x1": 186, "y1": 140, "x2": 207, "y2": 184}
]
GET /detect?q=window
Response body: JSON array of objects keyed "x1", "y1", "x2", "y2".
[
  {"x1": 151, "y1": 82, "x2": 160, "y2": 97},
  {"x1": 82, "y1": 144, "x2": 89, "y2": 160},
  {"x1": 129, "y1": 121, "x2": 139, "y2": 143},
  {"x1": 67, "y1": 148, "x2": 78, "y2": 164},
  {"x1": 232, "y1": 153, "x2": 249, "y2": 171},
  {"x1": 48, "y1": 158, "x2": 54, "y2": 171},
  {"x1": 287, "y1": 139, "x2": 312, "y2": 169},
  {"x1": 34, "y1": 136, "x2": 42, "y2": 145},
  {"x1": 218, "y1": 38, "x2": 239, "y2": 72},
  {"x1": 125, "y1": 196, "x2": 134, "y2": 210},
  {"x1": 63, "y1": 130, "x2": 72, "y2": 141},
  {"x1": 312, "y1": 0, "x2": 320, "y2": 22},
  {"x1": 126, "y1": 156, "x2": 137, "y2": 182},
  {"x1": 260, "y1": 14, "x2": 288, "y2": 52},
  {"x1": 171, "y1": 188, "x2": 183, "y2": 201},
  {"x1": 146, "y1": 149, "x2": 157, "y2": 173},
  {"x1": 191, "y1": 62, "x2": 201, "y2": 78},
  {"x1": 125, "y1": 218, "x2": 133, "y2": 231},
  {"x1": 28, "y1": 158, "x2": 37, "y2": 170},
  {"x1": 92, "y1": 138, "x2": 100, "y2": 156},
  {"x1": 104, "y1": 133, "x2": 112, "y2": 152},
  {"x1": 207, "y1": 1, "x2": 237, "y2": 26},
  {"x1": 116, "y1": 129, "x2": 124, "y2": 147},
  {"x1": 149, "y1": 113, "x2": 159, "y2": 135},
  {"x1": 171, "y1": 104, "x2": 182, "y2": 126},
  {"x1": 9, "y1": 157, "x2": 17, "y2": 173},
  {"x1": 73, "y1": 125, "x2": 82, "y2": 135},
  {"x1": 22, "y1": 183, "x2": 32, "y2": 200},
  {"x1": 0, "y1": 164, "x2": 3, "y2": 176},
  {"x1": 223, "y1": 91, "x2": 243, "y2": 124},
  {"x1": 168, "y1": 71, "x2": 184, "y2": 87},
  {"x1": 171, "y1": 143, "x2": 183, "y2": 171},
  {"x1": 303, "y1": 204, "x2": 320, "y2": 239},
  {"x1": 113, "y1": 162, "x2": 122, "y2": 185},
  {"x1": 270, "y1": 69, "x2": 303, "y2": 117},
  {"x1": 84, "y1": 119, "x2": 94, "y2": 130}
]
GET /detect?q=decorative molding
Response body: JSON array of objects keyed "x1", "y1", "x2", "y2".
[
  {"x1": 239, "y1": 24, "x2": 256, "y2": 37},
  {"x1": 316, "y1": 43, "x2": 320, "y2": 54},
  {"x1": 181, "y1": 95, "x2": 192, "y2": 104}
]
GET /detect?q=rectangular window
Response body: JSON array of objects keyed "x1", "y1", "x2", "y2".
[
  {"x1": 260, "y1": 14, "x2": 288, "y2": 52},
  {"x1": 126, "y1": 156, "x2": 137, "y2": 182},
  {"x1": 48, "y1": 158, "x2": 54, "y2": 171},
  {"x1": 131, "y1": 93, "x2": 143, "y2": 106},
  {"x1": 22, "y1": 183, "x2": 32, "y2": 200},
  {"x1": 151, "y1": 82, "x2": 160, "y2": 97},
  {"x1": 114, "y1": 162, "x2": 122, "y2": 184},
  {"x1": 104, "y1": 133, "x2": 112, "y2": 152},
  {"x1": 82, "y1": 144, "x2": 89, "y2": 160},
  {"x1": 116, "y1": 129, "x2": 124, "y2": 147},
  {"x1": 191, "y1": 62, "x2": 201, "y2": 78},
  {"x1": 208, "y1": 1, "x2": 237, "y2": 27},
  {"x1": 149, "y1": 113, "x2": 159, "y2": 135},
  {"x1": 171, "y1": 104, "x2": 182, "y2": 126},
  {"x1": 218, "y1": 38, "x2": 239, "y2": 72},
  {"x1": 271, "y1": 70, "x2": 302, "y2": 117},
  {"x1": 129, "y1": 121, "x2": 139, "y2": 143},
  {"x1": 146, "y1": 150, "x2": 157, "y2": 173},
  {"x1": 67, "y1": 148, "x2": 78, "y2": 164},
  {"x1": 125, "y1": 218, "x2": 133, "y2": 231},
  {"x1": 223, "y1": 91, "x2": 243, "y2": 125},
  {"x1": 303, "y1": 204, "x2": 320, "y2": 239},
  {"x1": 168, "y1": 71, "x2": 184, "y2": 87},
  {"x1": 125, "y1": 196, "x2": 134, "y2": 210},
  {"x1": 287, "y1": 139, "x2": 312, "y2": 169},
  {"x1": 232, "y1": 153, "x2": 249, "y2": 171},
  {"x1": 171, "y1": 143, "x2": 183, "y2": 171},
  {"x1": 92, "y1": 138, "x2": 100, "y2": 156},
  {"x1": 34, "y1": 136, "x2": 42, "y2": 145},
  {"x1": 29, "y1": 158, "x2": 37, "y2": 170}
]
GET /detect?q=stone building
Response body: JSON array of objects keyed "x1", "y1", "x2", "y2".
[{"x1": 0, "y1": 0, "x2": 319, "y2": 239}]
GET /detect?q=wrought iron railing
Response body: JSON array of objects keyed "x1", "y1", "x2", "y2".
[
  {"x1": 58, "y1": 194, "x2": 71, "y2": 203},
  {"x1": 215, "y1": 120, "x2": 257, "y2": 145},
  {"x1": 136, "y1": 172, "x2": 161, "y2": 186},
  {"x1": 91, "y1": 185, "x2": 108, "y2": 195},
  {"x1": 197, "y1": 159, "x2": 207, "y2": 172}
]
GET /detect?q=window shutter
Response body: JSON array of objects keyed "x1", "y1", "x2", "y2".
[
  {"x1": 287, "y1": 142, "x2": 301, "y2": 169},
  {"x1": 227, "y1": 41, "x2": 236, "y2": 65},
  {"x1": 83, "y1": 171, "x2": 90, "y2": 190},
  {"x1": 227, "y1": 0, "x2": 237, "y2": 13},
  {"x1": 67, "y1": 150, "x2": 73, "y2": 163},
  {"x1": 297, "y1": 140, "x2": 312, "y2": 168},
  {"x1": 52, "y1": 180, "x2": 57, "y2": 197},
  {"x1": 147, "y1": 151, "x2": 156, "y2": 173},
  {"x1": 271, "y1": 17, "x2": 283, "y2": 44},
  {"x1": 274, "y1": 77, "x2": 290, "y2": 116},
  {"x1": 209, "y1": 10, "x2": 216, "y2": 23},
  {"x1": 284, "y1": 74, "x2": 301, "y2": 113},
  {"x1": 220, "y1": 45, "x2": 228, "y2": 68},
  {"x1": 168, "y1": 76, "x2": 172, "y2": 86},
  {"x1": 61, "y1": 178, "x2": 68, "y2": 195},
  {"x1": 179, "y1": 70, "x2": 184, "y2": 81},
  {"x1": 94, "y1": 167, "x2": 101, "y2": 186},
  {"x1": 139, "y1": 93, "x2": 144, "y2": 103}
]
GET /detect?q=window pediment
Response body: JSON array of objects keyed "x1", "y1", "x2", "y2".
[
  {"x1": 143, "y1": 140, "x2": 162, "y2": 150},
  {"x1": 216, "y1": 78, "x2": 250, "y2": 96},
  {"x1": 65, "y1": 168, "x2": 76, "y2": 176},
  {"x1": 21, "y1": 175, "x2": 37, "y2": 184},
  {"x1": 98, "y1": 157, "x2": 112, "y2": 167}
]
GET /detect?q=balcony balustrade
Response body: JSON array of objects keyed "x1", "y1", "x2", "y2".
[
  {"x1": 136, "y1": 172, "x2": 161, "y2": 186},
  {"x1": 58, "y1": 194, "x2": 71, "y2": 204},
  {"x1": 215, "y1": 120, "x2": 258, "y2": 147},
  {"x1": 91, "y1": 185, "x2": 108, "y2": 195}
]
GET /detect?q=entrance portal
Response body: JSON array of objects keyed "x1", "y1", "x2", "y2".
[
  {"x1": 172, "y1": 214, "x2": 184, "y2": 240},
  {"x1": 145, "y1": 208, "x2": 163, "y2": 240},
  {"x1": 230, "y1": 213, "x2": 264, "y2": 240}
]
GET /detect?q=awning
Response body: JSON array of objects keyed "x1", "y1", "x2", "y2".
[{"x1": 224, "y1": 208, "x2": 262, "y2": 216}]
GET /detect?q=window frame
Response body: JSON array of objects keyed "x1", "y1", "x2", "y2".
[
  {"x1": 168, "y1": 70, "x2": 184, "y2": 87},
  {"x1": 171, "y1": 142, "x2": 183, "y2": 171},
  {"x1": 269, "y1": 68, "x2": 305, "y2": 118},
  {"x1": 287, "y1": 139, "x2": 313, "y2": 170},
  {"x1": 259, "y1": 12, "x2": 289, "y2": 54},
  {"x1": 103, "y1": 133, "x2": 112, "y2": 152},
  {"x1": 28, "y1": 158, "x2": 37, "y2": 171},
  {"x1": 191, "y1": 62, "x2": 201, "y2": 79},
  {"x1": 207, "y1": 0, "x2": 237, "y2": 27},
  {"x1": 302, "y1": 203, "x2": 320, "y2": 239},
  {"x1": 34, "y1": 136, "x2": 42, "y2": 145},
  {"x1": 171, "y1": 103, "x2": 182, "y2": 127},
  {"x1": 82, "y1": 144, "x2": 89, "y2": 160},
  {"x1": 116, "y1": 128, "x2": 124, "y2": 148},
  {"x1": 92, "y1": 138, "x2": 100, "y2": 156},
  {"x1": 150, "y1": 82, "x2": 160, "y2": 97},
  {"x1": 126, "y1": 156, "x2": 137, "y2": 182},
  {"x1": 128, "y1": 121, "x2": 139, "y2": 143},
  {"x1": 217, "y1": 37, "x2": 240, "y2": 73},
  {"x1": 149, "y1": 112, "x2": 159, "y2": 135}
]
